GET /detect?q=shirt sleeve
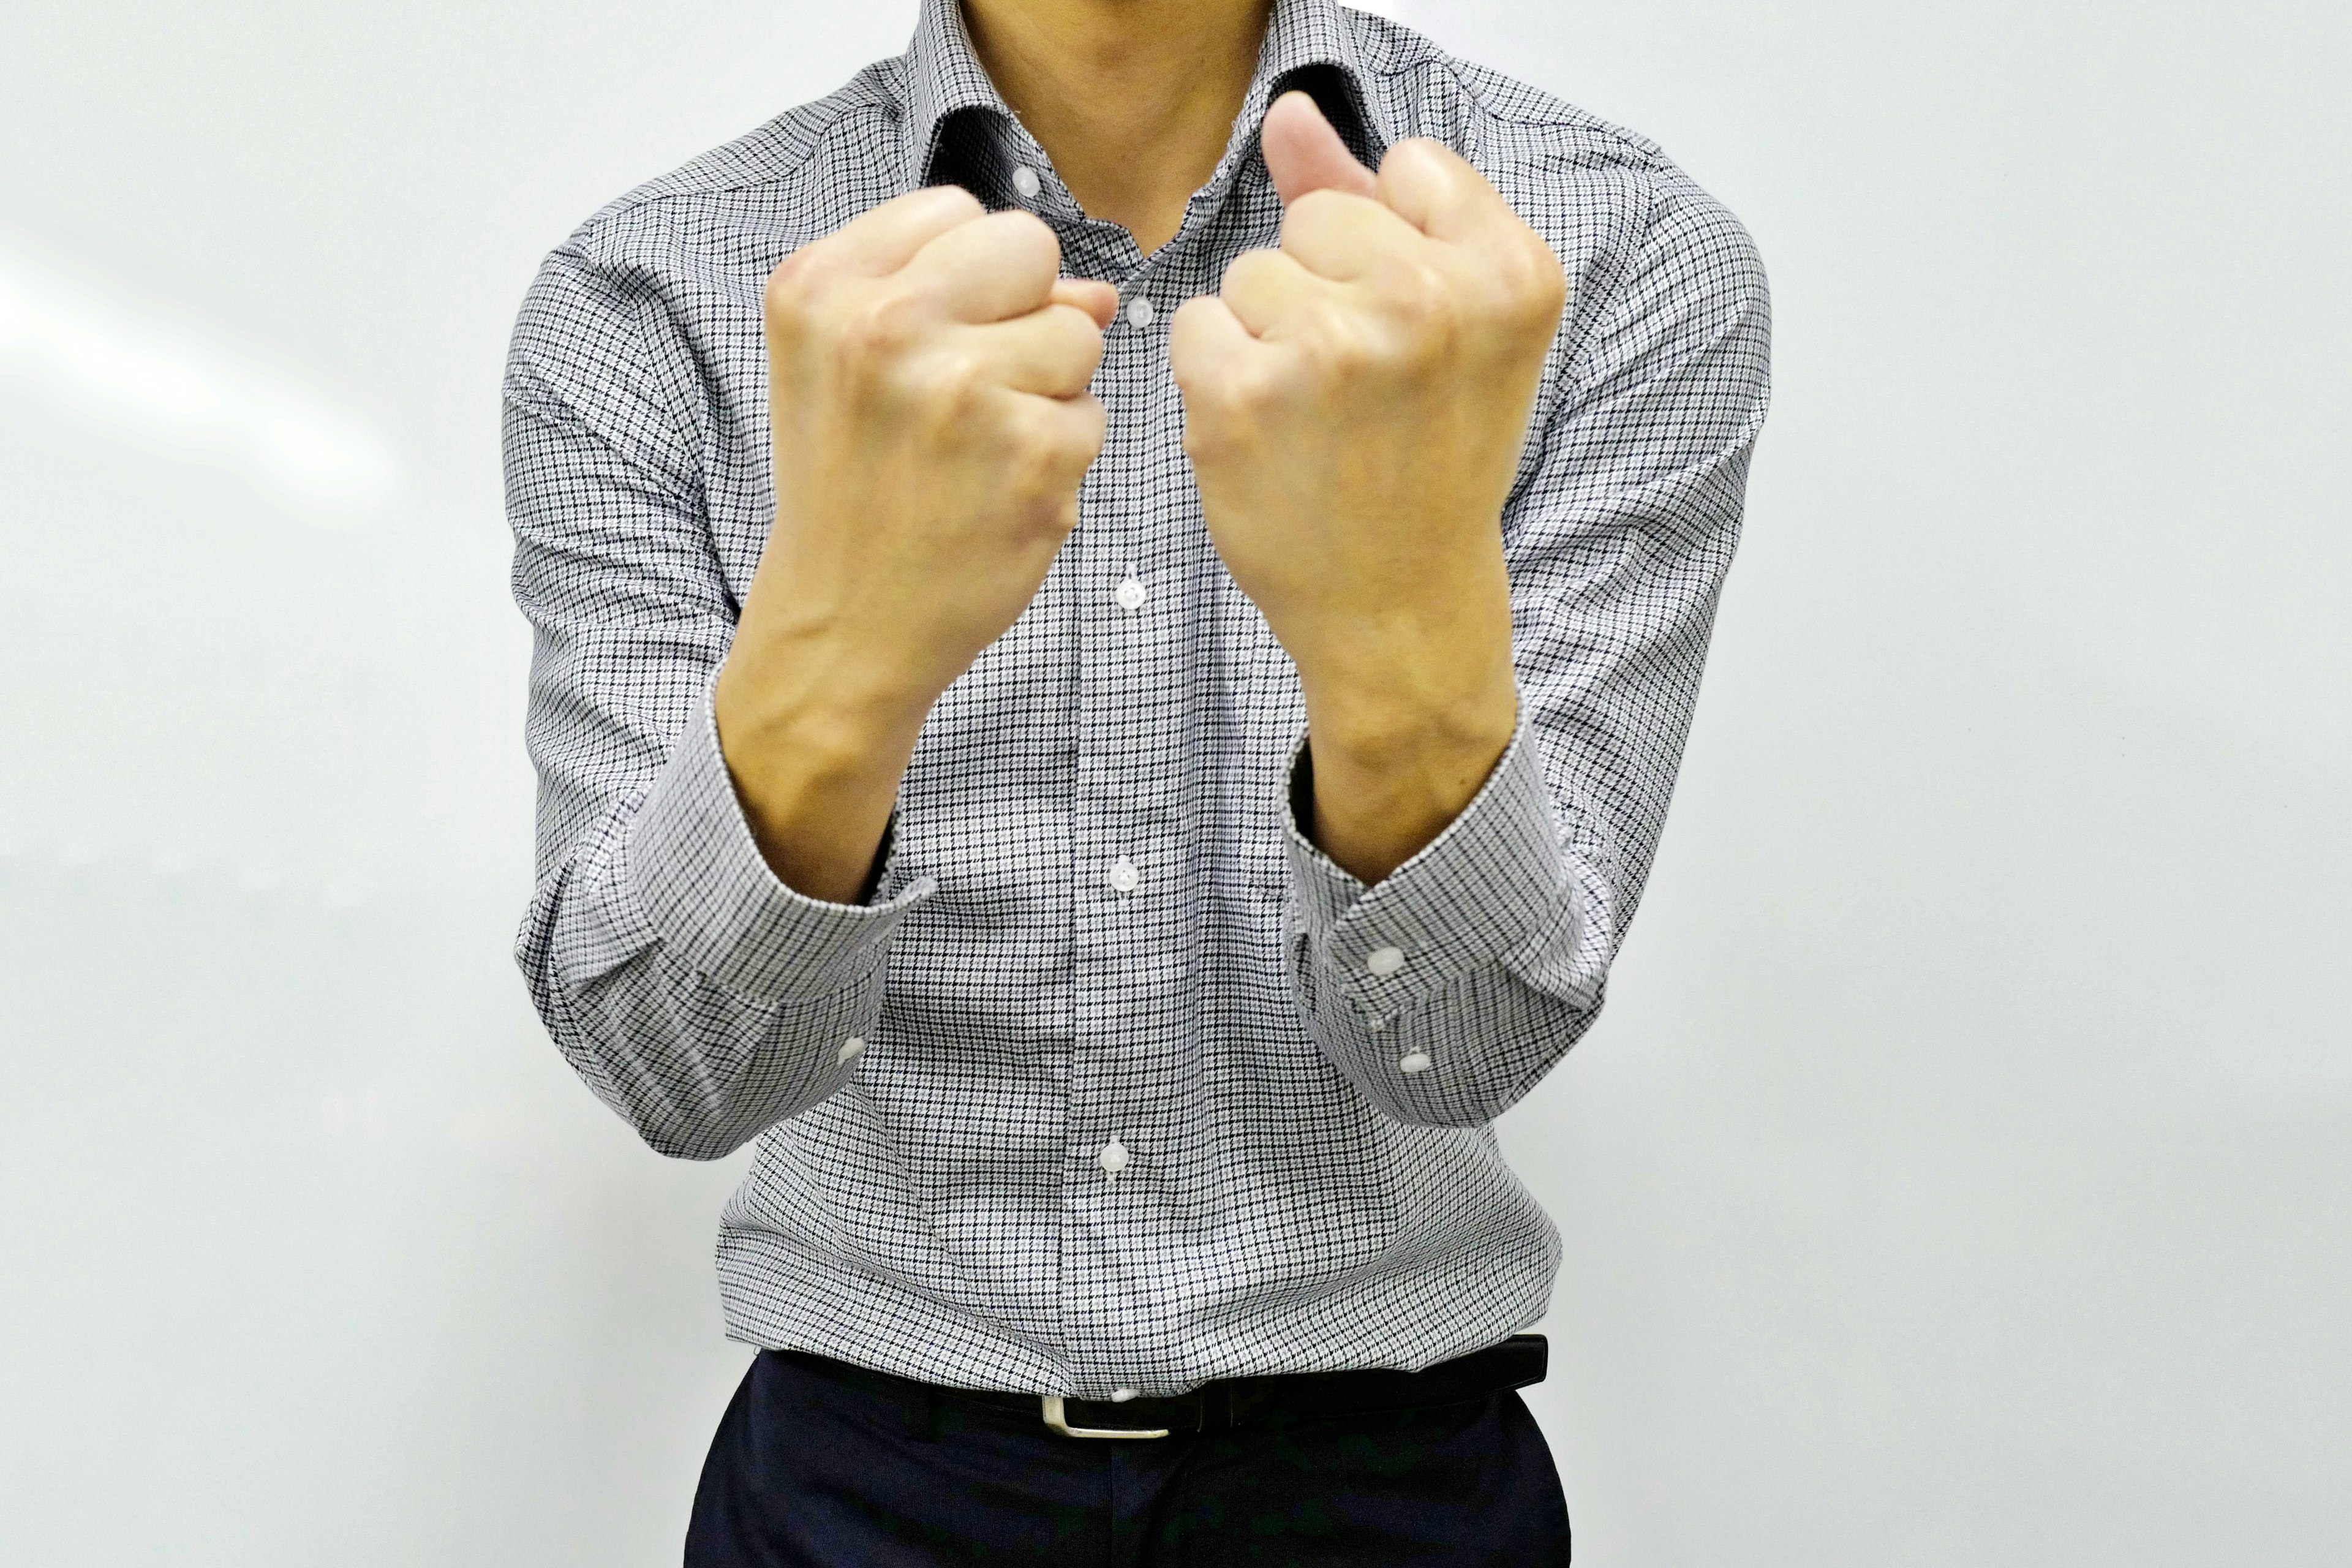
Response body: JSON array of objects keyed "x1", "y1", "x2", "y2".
[
  {"x1": 1277, "y1": 162, "x2": 1772, "y2": 1128},
  {"x1": 503, "y1": 239, "x2": 939, "y2": 1161}
]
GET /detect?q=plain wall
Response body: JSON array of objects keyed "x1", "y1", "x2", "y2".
[{"x1": 2, "y1": 1, "x2": 2345, "y2": 1562}]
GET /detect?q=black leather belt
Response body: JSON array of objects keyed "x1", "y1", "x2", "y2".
[{"x1": 772, "y1": 1334, "x2": 1547, "y2": 1441}]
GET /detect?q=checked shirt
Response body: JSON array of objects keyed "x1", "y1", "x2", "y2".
[{"x1": 502, "y1": 0, "x2": 1771, "y2": 1400}]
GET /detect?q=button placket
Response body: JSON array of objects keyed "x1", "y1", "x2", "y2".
[{"x1": 1063, "y1": 238, "x2": 1203, "y2": 1390}]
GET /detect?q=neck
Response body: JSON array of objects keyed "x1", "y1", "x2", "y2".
[{"x1": 960, "y1": 0, "x2": 1273, "y2": 255}]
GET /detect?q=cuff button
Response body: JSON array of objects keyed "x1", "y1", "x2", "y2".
[
  {"x1": 1397, "y1": 1051, "x2": 1433, "y2": 1075},
  {"x1": 837, "y1": 1036, "x2": 866, "y2": 1065},
  {"x1": 1366, "y1": 945, "x2": 1406, "y2": 977}
]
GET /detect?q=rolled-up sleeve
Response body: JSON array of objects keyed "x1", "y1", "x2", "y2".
[
  {"x1": 1279, "y1": 162, "x2": 1773, "y2": 1128},
  {"x1": 504, "y1": 239, "x2": 937, "y2": 1161}
]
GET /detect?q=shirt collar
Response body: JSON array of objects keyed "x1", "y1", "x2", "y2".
[{"x1": 894, "y1": 0, "x2": 1403, "y2": 200}]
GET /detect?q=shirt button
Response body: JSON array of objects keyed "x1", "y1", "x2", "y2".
[
  {"x1": 1397, "y1": 1051, "x2": 1433, "y2": 1075},
  {"x1": 1098, "y1": 1136, "x2": 1129, "y2": 1179},
  {"x1": 1125, "y1": 295, "x2": 1156, "y2": 329},
  {"x1": 1114, "y1": 575, "x2": 1148, "y2": 611},
  {"x1": 837, "y1": 1036, "x2": 865, "y2": 1065},
  {"x1": 1011, "y1": 164, "x2": 1042, "y2": 199},
  {"x1": 1110, "y1": 1387, "x2": 1140, "y2": 1403},
  {"x1": 1366, "y1": 945, "x2": 1406, "y2": 977},
  {"x1": 1107, "y1": 856, "x2": 1140, "y2": 894}
]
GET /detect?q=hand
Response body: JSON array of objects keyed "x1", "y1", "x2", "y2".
[
  {"x1": 1169, "y1": 92, "x2": 1566, "y2": 747},
  {"x1": 714, "y1": 186, "x2": 1117, "y2": 901},
  {"x1": 722, "y1": 185, "x2": 1119, "y2": 744}
]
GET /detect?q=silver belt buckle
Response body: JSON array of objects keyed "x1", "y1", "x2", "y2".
[{"x1": 1041, "y1": 1394, "x2": 1171, "y2": 1439}]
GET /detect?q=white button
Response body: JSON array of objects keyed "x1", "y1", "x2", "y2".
[
  {"x1": 1011, "y1": 165, "x2": 1041, "y2": 199},
  {"x1": 1110, "y1": 1387, "x2": 1139, "y2": 1403},
  {"x1": 1366, "y1": 945, "x2": 1406, "y2": 977},
  {"x1": 1125, "y1": 295, "x2": 1156, "y2": 328},
  {"x1": 1108, "y1": 856, "x2": 1140, "y2": 894},
  {"x1": 1114, "y1": 575, "x2": 1148, "y2": 611},
  {"x1": 1098, "y1": 1136, "x2": 1129, "y2": 1178},
  {"x1": 1398, "y1": 1051, "x2": 1433, "y2": 1075},
  {"x1": 837, "y1": 1036, "x2": 865, "y2": 1065}
]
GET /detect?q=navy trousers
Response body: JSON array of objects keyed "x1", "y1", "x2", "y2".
[{"x1": 685, "y1": 1348, "x2": 1573, "y2": 1566}]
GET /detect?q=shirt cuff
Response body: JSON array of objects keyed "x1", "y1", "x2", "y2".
[
  {"x1": 629, "y1": 668, "x2": 937, "y2": 1003},
  {"x1": 1280, "y1": 689, "x2": 1567, "y2": 1027}
]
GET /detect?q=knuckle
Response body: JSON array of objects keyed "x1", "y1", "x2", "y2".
[
  {"x1": 1055, "y1": 309, "x2": 1107, "y2": 382},
  {"x1": 1531, "y1": 257, "x2": 1570, "y2": 323},
  {"x1": 1005, "y1": 400, "x2": 1070, "y2": 466},
  {"x1": 1469, "y1": 228, "x2": 1562, "y2": 326},
  {"x1": 1221, "y1": 358, "x2": 1282, "y2": 417},
  {"x1": 1390, "y1": 258, "x2": 1456, "y2": 328},
  {"x1": 1500, "y1": 239, "x2": 1567, "y2": 320},
  {"x1": 924, "y1": 346, "x2": 991, "y2": 409},
  {"x1": 1222, "y1": 248, "x2": 1277, "y2": 293},
  {"x1": 1305, "y1": 308, "x2": 1376, "y2": 375},
  {"x1": 1280, "y1": 190, "x2": 1344, "y2": 242},
  {"x1": 928, "y1": 184, "x2": 986, "y2": 224},
  {"x1": 1008, "y1": 437, "x2": 1060, "y2": 496},
  {"x1": 762, "y1": 249, "x2": 821, "y2": 325},
  {"x1": 1069, "y1": 399, "x2": 1109, "y2": 458},
  {"x1": 1001, "y1": 205, "x2": 1058, "y2": 253},
  {"x1": 1390, "y1": 138, "x2": 1455, "y2": 183},
  {"x1": 835, "y1": 288, "x2": 923, "y2": 362},
  {"x1": 1177, "y1": 356, "x2": 1234, "y2": 412},
  {"x1": 989, "y1": 208, "x2": 1063, "y2": 282}
]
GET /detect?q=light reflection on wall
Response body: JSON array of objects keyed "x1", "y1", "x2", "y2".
[
  {"x1": 1, "y1": 827, "x2": 372, "y2": 914},
  {"x1": 0, "y1": 250, "x2": 398, "y2": 519}
]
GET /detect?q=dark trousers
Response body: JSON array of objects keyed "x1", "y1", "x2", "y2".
[{"x1": 685, "y1": 1348, "x2": 1572, "y2": 1566}]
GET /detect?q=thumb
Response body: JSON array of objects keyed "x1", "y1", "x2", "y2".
[{"x1": 1259, "y1": 90, "x2": 1376, "y2": 205}]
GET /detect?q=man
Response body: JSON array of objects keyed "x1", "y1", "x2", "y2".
[{"x1": 503, "y1": 0, "x2": 1768, "y2": 1558}]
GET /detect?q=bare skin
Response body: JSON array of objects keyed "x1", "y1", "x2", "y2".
[
  {"x1": 712, "y1": 192, "x2": 1118, "y2": 902},
  {"x1": 1174, "y1": 94, "x2": 1563, "y2": 885},
  {"x1": 959, "y1": 0, "x2": 1272, "y2": 255},
  {"x1": 714, "y1": 1, "x2": 1564, "y2": 903}
]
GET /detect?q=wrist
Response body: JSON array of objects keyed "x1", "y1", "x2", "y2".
[
  {"x1": 718, "y1": 617, "x2": 935, "y2": 752},
  {"x1": 1295, "y1": 599, "x2": 1517, "y2": 767},
  {"x1": 715, "y1": 690, "x2": 911, "y2": 802},
  {"x1": 1291, "y1": 588, "x2": 1519, "y2": 875},
  {"x1": 1303, "y1": 676, "x2": 1518, "y2": 799},
  {"x1": 712, "y1": 646, "x2": 927, "y2": 905},
  {"x1": 1294, "y1": 669, "x2": 1518, "y2": 887}
]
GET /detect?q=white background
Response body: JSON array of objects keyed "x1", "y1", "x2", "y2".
[{"x1": 2, "y1": 1, "x2": 2345, "y2": 1562}]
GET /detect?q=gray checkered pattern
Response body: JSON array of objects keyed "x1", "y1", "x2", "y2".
[{"x1": 503, "y1": 0, "x2": 1770, "y2": 1400}]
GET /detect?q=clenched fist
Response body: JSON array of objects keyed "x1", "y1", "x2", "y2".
[
  {"x1": 715, "y1": 186, "x2": 1117, "y2": 900},
  {"x1": 1170, "y1": 92, "x2": 1567, "y2": 745}
]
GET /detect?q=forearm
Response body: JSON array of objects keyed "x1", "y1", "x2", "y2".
[
  {"x1": 518, "y1": 657, "x2": 943, "y2": 1159},
  {"x1": 714, "y1": 620, "x2": 934, "y2": 905},
  {"x1": 1277, "y1": 692, "x2": 1605, "y2": 1129},
  {"x1": 1294, "y1": 576, "x2": 1519, "y2": 888}
]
